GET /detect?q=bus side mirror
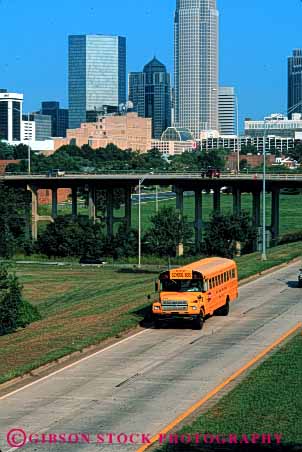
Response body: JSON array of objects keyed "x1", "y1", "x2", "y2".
[{"x1": 155, "y1": 280, "x2": 160, "y2": 292}]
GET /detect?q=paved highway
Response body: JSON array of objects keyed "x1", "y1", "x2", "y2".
[{"x1": 0, "y1": 263, "x2": 301, "y2": 452}]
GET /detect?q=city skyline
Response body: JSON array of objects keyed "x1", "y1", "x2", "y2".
[{"x1": 0, "y1": 0, "x2": 301, "y2": 125}]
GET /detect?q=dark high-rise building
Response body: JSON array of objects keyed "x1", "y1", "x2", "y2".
[
  {"x1": 288, "y1": 49, "x2": 302, "y2": 117},
  {"x1": 0, "y1": 90, "x2": 23, "y2": 142},
  {"x1": 41, "y1": 102, "x2": 69, "y2": 137},
  {"x1": 175, "y1": 0, "x2": 219, "y2": 138},
  {"x1": 129, "y1": 57, "x2": 171, "y2": 139},
  {"x1": 68, "y1": 34, "x2": 126, "y2": 129}
]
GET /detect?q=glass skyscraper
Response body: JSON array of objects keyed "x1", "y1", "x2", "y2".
[
  {"x1": 129, "y1": 58, "x2": 171, "y2": 139},
  {"x1": 288, "y1": 49, "x2": 302, "y2": 118},
  {"x1": 69, "y1": 35, "x2": 126, "y2": 129},
  {"x1": 174, "y1": 0, "x2": 219, "y2": 138}
]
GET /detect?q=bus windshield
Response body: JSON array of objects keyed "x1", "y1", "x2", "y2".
[{"x1": 161, "y1": 279, "x2": 204, "y2": 293}]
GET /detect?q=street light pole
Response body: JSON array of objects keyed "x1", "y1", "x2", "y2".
[
  {"x1": 236, "y1": 95, "x2": 240, "y2": 173},
  {"x1": 28, "y1": 143, "x2": 31, "y2": 174},
  {"x1": 261, "y1": 122, "x2": 267, "y2": 261}
]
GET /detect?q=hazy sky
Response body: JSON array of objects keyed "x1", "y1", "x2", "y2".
[{"x1": 0, "y1": 0, "x2": 301, "y2": 126}]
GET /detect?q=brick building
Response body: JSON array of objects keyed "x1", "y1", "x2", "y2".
[{"x1": 54, "y1": 112, "x2": 152, "y2": 152}]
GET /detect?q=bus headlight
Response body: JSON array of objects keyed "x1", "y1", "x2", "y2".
[
  {"x1": 153, "y1": 306, "x2": 160, "y2": 311},
  {"x1": 191, "y1": 306, "x2": 198, "y2": 310}
]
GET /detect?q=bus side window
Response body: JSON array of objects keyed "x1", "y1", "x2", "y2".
[
  {"x1": 215, "y1": 276, "x2": 218, "y2": 287},
  {"x1": 224, "y1": 272, "x2": 227, "y2": 282},
  {"x1": 232, "y1": 269, "x2": 236, "y2": 279},
  {"x1": 229, "y1": 270, "x2": 232, "y2": 280},
  {"x1": 209, "y1": 279, "x2": 212, "y2": 289}
]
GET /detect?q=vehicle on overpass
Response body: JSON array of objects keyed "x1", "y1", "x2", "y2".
[
  {"x1": 48, "y1": 169, "x2": 66, "y2": 177},
  {"x1": 152, "y1": 257, "x2": 238, "y2": 330},
  {"x1": 201, "y1": 167, "x2": 221, "y2": 179},
  {"x1": 298, "y1": 269, "x2": 302, "y2": 288}
]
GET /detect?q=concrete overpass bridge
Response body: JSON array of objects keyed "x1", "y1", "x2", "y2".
[{"x1": 1, "y1": 172, "x2": 302, "y2": 248}]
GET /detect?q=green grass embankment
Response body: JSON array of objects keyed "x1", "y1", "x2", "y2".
[{"x1": 154, "y1": 333, "x2": 302, "y2": 450}]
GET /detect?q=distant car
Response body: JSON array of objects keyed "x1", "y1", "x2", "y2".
[
  {"x1": 201, "y1": 167, "x2": 221, "y2": 179},
  {"x1": 298, "y1": 269, "x2": 302, "y2": 288},
  {"x1": 48, "y1": 169, "x2": 65, "y2": 177},
  {"x1": 79, "y1": 257, "x2": 107, "y2": 267}
]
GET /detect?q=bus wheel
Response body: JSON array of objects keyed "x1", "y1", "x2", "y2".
[
  {"x1": 154, "y1": 318, "x2": 162, "y2": 329},
  {"x1": 193, "y1": 315, "x2": 204, "y2": 331},
  {"x1": 219, "y1": 300, "x2": 230, "y2": 316}
]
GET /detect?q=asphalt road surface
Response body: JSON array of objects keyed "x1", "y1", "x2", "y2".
[{"x1": 0, "y1": 263, "x2": 301, "y2": 452}]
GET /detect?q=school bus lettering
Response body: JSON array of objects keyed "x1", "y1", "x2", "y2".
[{"x1": 170, "y1": 270, "x2": 193, "y2": 279}]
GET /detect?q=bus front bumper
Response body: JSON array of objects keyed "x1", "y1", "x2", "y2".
[{"x1": 153, "y1": 313, "x2": 200, "y2": 321}]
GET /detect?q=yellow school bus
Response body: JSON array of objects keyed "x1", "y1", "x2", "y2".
[{"x1": 152, "y1": 257, "x2": 238, "y2": 330}]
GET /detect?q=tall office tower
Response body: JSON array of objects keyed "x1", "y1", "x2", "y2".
[
  {"x1": 69, "y1": 35, "x2": 126, "y2": 129},
  {"x1": 219, "y1": 87, "x2": 236, "y2": 135},
  {"x1": 41, "y1": 102, "x2": 69, "y2": 137},
  {"x1": 288, "y1": 49, "x2": 302, "y2": 118},
  {"x1": 0, "y1": 89, "x2": 23, "y2": 142},
  {"x1": 129, "y1": 57, "x2": 171, "y2": 139},
  {"x1": 174, "y1": 0, "x2": 219, "y2": 138}
]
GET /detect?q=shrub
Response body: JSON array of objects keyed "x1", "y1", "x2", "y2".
[
  {"x1": 37, "y1": 216, "x2": 105, "y2": 258},
  {"x1": 143, "y1": 206, "x2": 193, "y2": 257},
  {"x1": 278, "y1": 230, "x2": 302, "y2": 245},
  {"x1": 203, "y1": 211, "x2": 256, "y2": 258},
  {"x1": 0, "y1": 266, "x2": 40, "y2": 336}
]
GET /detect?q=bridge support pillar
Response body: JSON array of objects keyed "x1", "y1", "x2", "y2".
[
  {"x1": 28, "y1": 185, "x2": 38, "y2": 241},
  {"x1": 213, "y1": 187, "x2": 221, "y2": 212},
  {"x1": 89, "y1": 186, "x2": 96, "y2": 223},
  {"x1": 124, "y1": 187, "x2": 132, "y2": 231},
  {"x1": 106, "y1": 188, "x2": 114, "y2": 236},
  {"x1": 233, "y1": 187, "x2": 241, "y2": 215},
  {"x1": 51, "y1": 188, "x2": 58, "y2": 219},
  {"x1": 72, "y1": 187, "x2": 78, "y2": 218},
  {"x1": 175, "y1": 187, "x2": 184, "y2": 256},
  {"x1": 271, "y1": 188, "x2": 280, "y2": 245},
  {"x1": 194, "y1": 190, "x2": 203, "y2": 251},
  {"x1": 175, "y1": 187, "x2": 184, "y2": 218},
  {"x1": 252, "y1": 191, "x2": 261, "y2": 227}
]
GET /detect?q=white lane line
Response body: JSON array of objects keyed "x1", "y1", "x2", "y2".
[{"x1": 0, "y1": 329, "x2": 151, "y2": 402}]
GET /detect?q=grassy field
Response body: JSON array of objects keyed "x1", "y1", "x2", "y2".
[
  {"x1": 154, "y1": 333, "x2": 302, "y2": 450},
  {"x1": 0, "y1": 241, "x2": 301, "y2": 385},
  {"x1": 38, "y1": 192, "x2": 302, "y2": 236}
]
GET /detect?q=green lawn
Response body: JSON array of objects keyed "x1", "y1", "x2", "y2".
[
  {"x1": 155, "y1": 333, "x2": 302, "y2": 450},
  {"x1": 0, "y1": 241, "x2": 301, "y2": 385},
  {"x1": 38, "y1": 193, "x2": 302, "y2": 236}
]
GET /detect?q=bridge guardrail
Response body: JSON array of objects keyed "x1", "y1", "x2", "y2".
[{"x1": 1, "y1": 171, "x2": 302, "y2": 180}]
